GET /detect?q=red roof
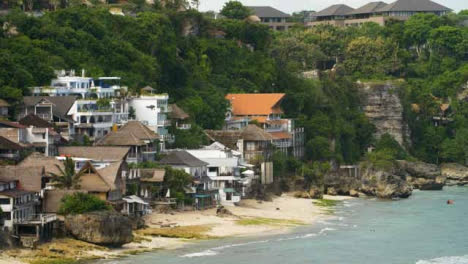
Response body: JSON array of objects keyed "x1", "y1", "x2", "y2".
[
  {"x1": 226, "y1": 93, "x2": 285, "y2": 116},
  {"x1": 269, "y1": 132, "x2": 292, "y2": 140}
]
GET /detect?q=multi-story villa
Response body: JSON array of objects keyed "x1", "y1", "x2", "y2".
[
  {"x1": 129, "y1": 92, "x2": 172, "y2": 142},
  {"x1": 247, "y1": 6, "x2": 293, "y2": 31},
  {"x1": 31, "y1": 70, "x2": 125, "y2": 99},
  {"x1": 224, "y1": 93, "x2": 304, "y2": 159},
  {"x1": 67, "y1": 99, "x2": 128, "y2": 140},
  {"x1": 307, "y1": 0, "x2": 451, "y2": 27}
]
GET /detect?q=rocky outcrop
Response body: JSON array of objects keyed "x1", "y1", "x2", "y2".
[
  {"x1": 441, "y1": 163, "x2": 468, "y2": 186},
  {"x1": 65, "y1": 211, "x2": 133, "y2": 246},
  {"x1": 359, "y1": 81, "x2": 409, "y2": 146},
  {"x1": 397, "y1": 161, "x2": 445, "y2": 190},
  {"x1": 360, "y1": 166, "x2": 412, "y2": 199}
]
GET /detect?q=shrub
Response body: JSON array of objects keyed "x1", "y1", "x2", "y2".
[{"x1": 58, "y1": 193, "x2": 111, "y2": 215}]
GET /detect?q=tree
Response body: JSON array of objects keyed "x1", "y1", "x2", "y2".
[
  {"x1": 58, "y1": 192, "x2": 111, "y2": 215},
  {"x1": 49, "y1": 157, "x2": 83, "y2": 189},
  {"x1": 164, "y1": 167, "x2": 193, "y2": 203},
  {"x1": 220, "y1": 1, "x2": 252, "y2": 20}
]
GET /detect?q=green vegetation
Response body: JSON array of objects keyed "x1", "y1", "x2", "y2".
[
  {"x1": 0, "y1": 3, "x2": 467, "y2": 166},
  {"x1": 58, "y1": 193, "x2": 111, "y2": 215},
  {"x1": 136, "y1": 225, "x2": 213, "y2": 239},
  {"x1": 313, "y1": 199, "x2": 341, "y2": 207},
  {"x1": 48, "y1": 157, "x2": 83, "y2": 189},
  {"x1": 236, "y1": 217, "x2": 304, "y2": 226},
  {"x1": 164, "y1": 166, "x2": 193, "y2": 204}
]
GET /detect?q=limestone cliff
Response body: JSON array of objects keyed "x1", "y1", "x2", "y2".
[
  {"x1": 359, "y1": 81, "x2": 408, "y2": 146},
  {"x1": 441, "y1": 163, "x2": 468, "y2": 186}
]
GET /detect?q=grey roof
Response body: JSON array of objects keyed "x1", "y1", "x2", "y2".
[
  {"x1": 160, "y1": 151, "x2": 208, "y2": 167},
  {"x1": 247, "y1": 6, "x2": 290, "y2": 18},
  {"x1": 0, "y1": 136, "x2": 23, "y2": 150},
  {"x1": 313, "y1": 4, "x2": 354, "y2": 17},
  {"x1": 376, "y1": 0, "x2": 451, "y2": 12},
  {"x1": 347, "y1": 2, "x2": 388, "y2": 15},
  {"x1": 23, "y1": 96, "x2": 76, "y2": 121}
]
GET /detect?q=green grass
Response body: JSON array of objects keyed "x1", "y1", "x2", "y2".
[
  {"x1": 313, "y1": 199, "x2": 341, "y2": 207},
  {"x1": 236, "y1": 217, "x2": 304, "y2": 226},
  {"x1": 135, "y1": 225, "x2": 213, "y2": 239}
]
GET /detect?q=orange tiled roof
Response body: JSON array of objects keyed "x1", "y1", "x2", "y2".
[
  {"x1": 251, "y1": 116, "x2": 268, "y2": 123},
  {"x1": 226, "y1": 93, "x2": 285, "y2": 116},
  {"x1": 269, "y1": 131, "x2": 292, "y2": 140}
]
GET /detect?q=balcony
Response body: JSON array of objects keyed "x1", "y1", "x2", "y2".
[
  {"x1": 157, "y1": 120, "x2": 171, "y2": 126},
  {"x1": 14, "y1": 214, "x2": 57, "y2": 225}
]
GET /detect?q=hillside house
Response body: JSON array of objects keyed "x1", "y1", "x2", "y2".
[
  {"x1": 169, "y1": 104, "x2": 191, "y2": 130},
  {"x1": 247, "y1": 6, "x2": 293, "y2": 31},
  {"x1": 308, "y1": 0, "x2": 451, "y2": 27},
  {"x1": 159, "y1": 150, "x2": 208, "y2": 179},
  {"x1": 0, "y1": 136, "x2": 23, "y2": 161},
  {"x1": 95, "y1": 121, "x2": 159, "y2": 164},
  {"x1": 0, "y1": 99, "x2": 9, "y2": 118}
]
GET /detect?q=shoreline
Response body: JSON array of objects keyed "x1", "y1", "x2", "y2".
[{"x1": 0, "y1": 194, "x2": 351, "y2": 264}]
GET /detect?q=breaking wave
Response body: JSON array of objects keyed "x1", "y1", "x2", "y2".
[{"x1": 416, "y1": 255, "x2": 468, "y2": 264}]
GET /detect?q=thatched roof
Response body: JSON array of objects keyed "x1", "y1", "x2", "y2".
[
  {"x1": 58, "y1": 146, "x2": 130, "y2": 161},
  {"x1": 96, "y1": 121, "x2": 158, "y2": 146},
  {"x1": 241, "y1": 124, "x2": 274, "y2": 141},
  {"x1": 160, "y1": 151, "x2": 208, "y2": 167},
  {"x1": 18, "y1": 152, "x2": 64, "y2": 176},
  {"x1": 0, "y1": 136, "x2": 23, "y2": 150},
  {"x1": 0, "y1": 165, "x2": 44, "y2": 192},
  {"x1": 78, "y1": 162, "x2": 115, "y2": 192},
  {"x1": 140, "y1": 169, "x2": 165, "y2": 183},
  {"x1": 19, "y1": 114, "x2": 53, "y2": 128},
  {"x1": 169, "y1": 104, "x2": 189, "y2": 120}
]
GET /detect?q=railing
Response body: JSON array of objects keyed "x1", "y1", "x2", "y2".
[
  {"x1": 157, "y1": 120, "x2": 171, "y2": 126},
  {"x1": 13, "y1": 214, "x2": 57, "y2": 225}
]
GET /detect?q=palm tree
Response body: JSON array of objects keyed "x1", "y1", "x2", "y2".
[{"x1": 49, "y1": 157, "x2": 83, "y2": 189}]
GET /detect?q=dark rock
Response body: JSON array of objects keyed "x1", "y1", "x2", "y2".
[
  {"x1": 216, "y1": 206, "x2": 233, "y2": 217},
  {"x1": 65, "y1": 211, "x2": 133, "y2": 246},
  {"x1": 397, "y1": 161, "x2": 445, "y2": 190}
]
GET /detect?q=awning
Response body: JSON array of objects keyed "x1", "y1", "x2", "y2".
[{"x1": 123, "y1": 195, "x2": 148, "y2": 205}]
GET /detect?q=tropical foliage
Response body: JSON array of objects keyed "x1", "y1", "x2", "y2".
[{"x1": 48, "y1": 157, "x2": 83, "y2": 189}]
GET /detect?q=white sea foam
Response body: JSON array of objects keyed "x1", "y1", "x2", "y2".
[
  {"x1": 416, "y1": 255, "x2": 468, "y2": 264},
  {"x1": 181, "y1": 250, "x2": 218, "y2": 258},
  {"x1": 318, "y1": 227, "x2": 336, "y2": 235}
]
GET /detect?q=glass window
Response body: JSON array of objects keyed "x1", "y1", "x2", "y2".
[
  {"x1": 0, "y1": 198, "x2": 10, "y2": 204},
  {"x1": 2, "y1": 212, "x2": 11, "y2": 220}
]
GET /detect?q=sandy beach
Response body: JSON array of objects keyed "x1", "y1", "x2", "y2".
[{"x1": 1, "y1": 194, "x2": 351, "y2": 263}]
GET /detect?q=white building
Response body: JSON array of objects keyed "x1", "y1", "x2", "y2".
[
  {"x1": 67, "y1": 99, "x2": 128, "y2": 140},
  {"x1": 128, "y1": 94, "x2": 172, "y2": 141},
  {"x1": 187, "y1": 148, "x2": 243, "y2": 206},
  {"x1": 31, "y1": 70, "x2": 125, "y2": 99},
  {"x1": 0, "y1": 180, "x2": 39, "y2": 230}
]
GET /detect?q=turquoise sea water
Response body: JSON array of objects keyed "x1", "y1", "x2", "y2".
[{"x1": 98, "y1": 187, "x2": 468, "y2": 264}]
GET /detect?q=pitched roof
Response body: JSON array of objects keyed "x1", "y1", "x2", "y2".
[
  {"x1": 0, "y1": 120, "x2": 26, "y2": 128},
  {"x1": 18, "y1": 152, "x2": 64, "y2": 176},
  {"x1": 0, "y1": 136, "x2": 23, "y2": 150},
  {"x1": 313, "y1": 4, "x2": 354, "y2": 17},
  {"x1": 96, "y1": 162, "x2": 123, "y2": 190},
  {"x1": 0, "y1": 189, "x2": 36, "y2": 198},
  {"x1": 269, "y1": 131, "x2": 292, "y2": 140},
  {"x1": 376, "y1": 0, "x2": 451, "y2": 12},
  {"x1": 347, "y1": 2, "x2": 388, "y2": 15},
  {"x1": 0, "y1": 166, "x2": 44, "y2": 192},
  {"x1": 0, "y1": 99, "x2": 9, "y2": 107},
  {"x1": 159, "y1": 151, "x2": 208, "y2": 167},
  {"x1": 95, "y1": 121, "x2": 158, "y2": 146},
  {"x1": 19, "y1": 114, "x2": 53, "y2": 128},
  {"x1": 169, "y1": 104, "x2": 189, "y2": 120},
  {"x1": 58, "y1": 146, "x2": 130, "y2": 161},
  {"x1": 247, "y1": 6, "x2": 291, "y2": 18},
  {"x1": 241, "y1": 124, "x2": 274, "y2": 141},
  {"x1": 23, "y1": 96, "x2": 76, "y2": 121},
  {"x1": 78, "y1": 162, "x2": 113, "y2": 192},
  {"x1": 226, "y1": 93, "x2": 285, "y2": 116},
  {"x1": 205, "y1": 124, "x2": 273, "y2": 149},
  {"x1": 140, "y1": 169, "x2": 165, "y2": 183}
]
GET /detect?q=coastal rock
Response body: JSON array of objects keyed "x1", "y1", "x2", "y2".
[
  {"x1": 326, "y1": 187, "x2": 338, "y2": 196},
  {"x1": 349, "y1": 189, "x2": 359, "y2": 197},
  {"x1": 441, "y1": 163, "x2": 468, "y2": 185},
  {"x1": 360, "y1": 167, "x2": 412, "y2": 199},
  {"x1": 397, "y1": 161, "x2": 445, "y2": 190},
  {"x1": 308, "y1": 186, "x2": 324, "y2": 199},
  {"x1": 65, "y1": 211, "x2": 133, "y2": 246}
]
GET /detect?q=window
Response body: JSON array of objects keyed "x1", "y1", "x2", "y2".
[
  {"x1": 0, "y1": 198, "x2": 10, "y2": 205},
  {"x1": 246, "y1": 142, "x2": 256, "y2": 151}
]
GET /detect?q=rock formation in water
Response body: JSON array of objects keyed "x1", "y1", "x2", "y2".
[
  {"x1": 397, "y1": 161, "x2": 445, "y2": 190},
  {"x1": 359, "y1": 81, "x2": 409, "y2": 146},
  {"x1": 360, "y1": 165, "x2": 413, "y2": 199},
  {"x1": 441, "y1": 163, "x2": 468, "y2": 186},
  {"x1": 65, "y1": 211, "x2": 133, "y2": 246}
]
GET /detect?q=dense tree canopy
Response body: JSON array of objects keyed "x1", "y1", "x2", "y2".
[{"x1": 1, "y1": 6, "x2": 467, "y2": 166}]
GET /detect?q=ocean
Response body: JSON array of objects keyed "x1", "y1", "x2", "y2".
[{"x1": 98, "y1": 186, "x2": 468, "y2": 264}]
